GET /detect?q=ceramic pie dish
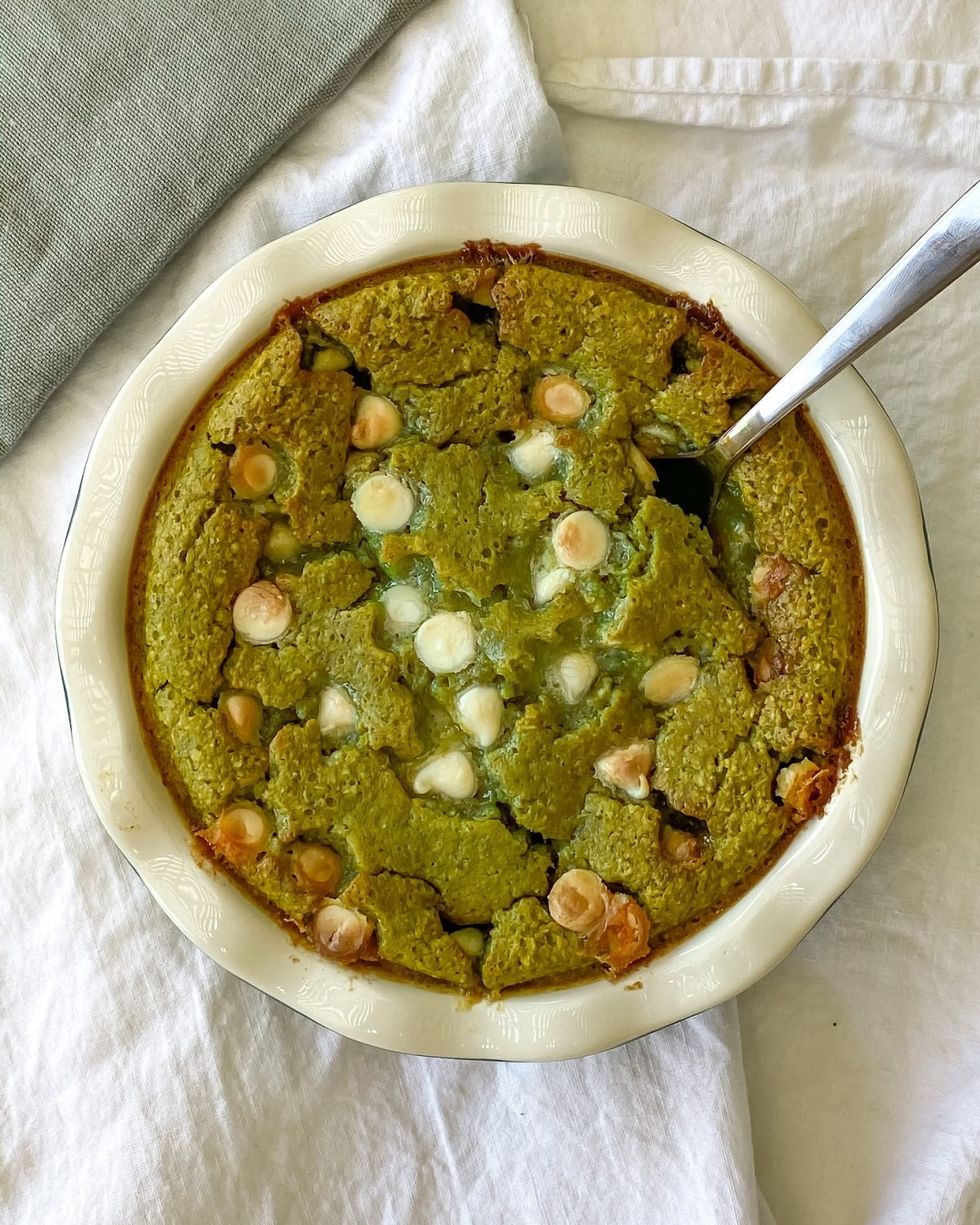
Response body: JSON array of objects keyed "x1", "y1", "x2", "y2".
[{"x1": 56, "y1": 182, "x2": 938, "y2": 1060}]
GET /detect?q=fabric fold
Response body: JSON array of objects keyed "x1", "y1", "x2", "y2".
[{"x1": 542, "y1": 55, "x2": 980, "y2": 150}]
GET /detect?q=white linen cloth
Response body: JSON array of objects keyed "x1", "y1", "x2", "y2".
[
  {"x1": 522, "y1": 5, "x2": 980, "y2": 1221},
  {"x1": 2, "y1": 1, "x2": 977, "y2": 1222}
]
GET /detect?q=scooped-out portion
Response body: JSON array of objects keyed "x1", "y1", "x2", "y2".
[{"x1": 128, "y1": 246, "x2": 863, "y2": 997}]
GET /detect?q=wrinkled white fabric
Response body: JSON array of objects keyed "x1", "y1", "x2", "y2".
[
  {"x1": 3, "y1": 1, "x2": 979, "y2": 1223},
  {"x1": 525, "y1": 3, "x2": 980, "y2": 1223}
]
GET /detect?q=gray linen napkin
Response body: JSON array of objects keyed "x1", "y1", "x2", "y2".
[{"x1": 0, "y1": 0, "x2": 430, "y2": 456}]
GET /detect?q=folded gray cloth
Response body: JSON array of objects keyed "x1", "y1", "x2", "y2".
[{"x1": 0, "y1": 0, "x2": 429, "y2": 456}]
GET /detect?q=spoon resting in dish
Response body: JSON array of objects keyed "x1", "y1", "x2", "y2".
[{"x1": 654, "y1": 179, "x2": 980, "y2": 523}]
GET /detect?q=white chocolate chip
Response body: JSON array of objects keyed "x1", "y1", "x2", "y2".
[
  {"x1": 351, "y1": 473, "x2": 415, "y2": 533},
  {"x1": 751, "y1": 554, "x2": 805, "y2": 610},
  {"x1": 456, "y1": 686, "x2": 504, "y2": 748},
  {"x1": 317, "y1": 686, "x2": 357, "y2": 736},
  {"x1": 412, "y1": 751, "x2": 477, "y2": 800},
  {"x1": 229, "y1": 444, "x2": 277, "y2": 499},
  {"x1": 381, "y1": 583, "x2": 429, "y2": 634},
  {"x1": 594, "y1": 742, "x2": 653, "y2": 800},
  {"x1": 641, "y1": 656, "x2": 700, "y2": 705},
  {"x1": 351, "y1": 393, "x2": 402, "y2": 450},
  {"x1": 232, "y1": 581, "x2": 293, "y2": 645},
  {"x1": 592, "y1": 892, "x2": 651, "y2": 972},
  {"x1": 475, "y1": 267, "x2": 498, "y2": 306},
  {"x1": 531, "y1": 374, "x2": 591, "y2": 424},
  {"x1": 264, "y1": 522, "x2": 301, "y2": 564},
  {"x1": 552, "y1": 510, "x2": 610, "y2": 571},
  {"x1": 291, "y1": 844, "x2": 343, "y2": 893},
  {"x1": 533, "y1": 566, "x2": 574, "y2": 606},
  {"x1": 313, "y1": 904, "x2": 374, "y2": 962},
  {"x1": 628, "y1": 444, "x2": 656, "y2": 490},
  {"x1": 660, "y1": 824, "x2": 704, "y2": 866},
  {"x1": 775, "y1": 758, "x2": 836, "y2": 821},
  {"x1": 219, "y1": 691, "x2": 262, "y2": 743},
  {"x1": 219, "y1": 803, "x2": 268, "y2": 851},
  {"x1": 414, "y1": 612, "x2": 476, "y2": 674},
  {"x1": 203, "y1": 802, "x2": 271, "y2": 863},
  {"x1": 548, "y1": 869, "x2": 610, "y2": 934},
  {"x1": 635, "y1": 420, "x2": 683, "y2": 454},
  {"x1": 555, "y1": 653, "x2": 598, "y2": 704},
  {"x1": 776, "y1": 760, "x2": 813, "y2": 804},
  {"x1": 311, "y1": 346, "x2": 351, "y2": 372},
  {"x1": 450, "y1": 927, "x2": 485, "y2": 957},
  {"x1": 509, "y1": 428, "x2": 557, "y2": 479}
]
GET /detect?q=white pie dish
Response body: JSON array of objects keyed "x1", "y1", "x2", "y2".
[{"x1": 55, "y1": 182, "x2": 938, "y2": 1061}]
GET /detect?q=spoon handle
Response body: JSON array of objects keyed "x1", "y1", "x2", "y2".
[{"x1": 714, "y1": 179, "x2": 980, "y2": 466}]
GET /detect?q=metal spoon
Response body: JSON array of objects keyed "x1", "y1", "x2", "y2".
[{"x1": 653, "y1": 179, "x2": 980, "y2": 523}]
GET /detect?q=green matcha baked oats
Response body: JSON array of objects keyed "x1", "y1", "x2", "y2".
[{"x1": 128, "y1": 247, "x2": 862, "y2": 997}]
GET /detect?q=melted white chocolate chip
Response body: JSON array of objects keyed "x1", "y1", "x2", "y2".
[
  {"x1": 380, "y1": 584, "x2": 429, "y2": 634},
  {"x1": 450, "y1": 927, "x2": 485, "y2": 957},
  {"x1": 455, "y1": 685, "x2": 504, "y2": 748},
  {"x1": 351, "y1": 473, "x2": 415, "y2": 533},
  {"x1": 509, "y1": 428, "x2": 557, "y2": 479},
  {"x1": 555, "y1": 652, "x2": 598, "y2": 704},
  {"x1": 412, "y1": 751, "x2": 477, "y2": 800},
  {"x1": 552, "y1": 510, "x2": 609, "y2": 571},
  {"x1": 218, "y1": 692, "x2": 262, "y2": 744},
  {"x1": 548, "y1": 869, "x2": 610, "y2": 934},
  {"x1": 313, "y1": 905, "x2": 374, "y2": 962},
  {"x1": 291, "y1": 844, "x2": 343, "y2": 894},
  {"x1": 628, "y1": 444, "x2": 656, "y2": 490},
  {"x1": 533, "y1": 566, "x2": 574, "y2": 606},
  {"x1": 641, "y1": 656, "x2": 700, "y2": 705},
  {"x1": 594, "y1": 742, "x2": 653, "y2": 800},
  {"x1": 229, "y1": 444, "x2": 277, "y2": 499},
  {"x1": 531, "y1": 374, "x2": 591, "y2": 424},
  {"x1": 350, "y1": 394, "x2": 402, "y2": 450},
  {"x1": 317, "y1": 686, "x2": 357, "y2": 737},
  {"x1": 414, "y1": 612, "x2": 476, "y2": 674},
  {"x1": 204, "y1": 802, "x2": 271, "y2": 862},
  {"x1": 232, "y1": 581, "x2": 292, "y2": 645},
  {"x1": 264, "y1": 522, "x2": 301, "y2": 564}
]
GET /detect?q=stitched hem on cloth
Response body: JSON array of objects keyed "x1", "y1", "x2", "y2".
[{"x1": 542, "y1": 55, "x2": 980, "y2": 107}]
